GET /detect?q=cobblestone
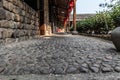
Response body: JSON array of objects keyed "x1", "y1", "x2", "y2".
[
  {"x1": 0, "y1": 34, "x2": 120, "y2": 79},
  {"x1": 1, "y1": 73, "x2": 120, "y2": 80}
]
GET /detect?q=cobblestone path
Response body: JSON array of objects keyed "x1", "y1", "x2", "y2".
[{"x1": 0, "y1": 34, "x2": 120, "y2": 79}]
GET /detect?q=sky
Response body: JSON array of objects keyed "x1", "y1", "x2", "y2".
[{"x1": 75, "y1": 0, "x2": 107, "y2": 14}]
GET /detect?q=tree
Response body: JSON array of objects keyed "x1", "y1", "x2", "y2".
[
  {"x1": 110, "y1": 4, "x2": 120, "y2": 26},
  {"x1": 75, "y1": 0, "x2": 119, "y2": 34}
]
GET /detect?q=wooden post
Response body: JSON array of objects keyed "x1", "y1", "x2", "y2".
[
  {"x1": 64, "y1": 21, "x2": 67, "y2": 32},
  {"x1": 73, "y1": 0, "x2": 76, "y2": 31},
  {"x1": 37, "y1": 0, "x2": 40, "y2": 35},
  {"x1": 44, "y1": 0, "x2": 50, "y2": 35},
  {"x1": 68, "y1": 14, "x2": 70, "y2": 32},
  {"x1": 37, "y1": 0, "x2": 40, "y2": 19}
]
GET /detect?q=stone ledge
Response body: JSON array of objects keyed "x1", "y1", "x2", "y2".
[{"x1": 79, "y1": 33, "x2": 111, "y2": 41}]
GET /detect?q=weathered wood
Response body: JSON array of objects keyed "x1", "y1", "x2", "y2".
[
  {"x1": 72, "y1": 0, "x2": 78, "y2": 35},
  {"x1": 37, "y1": 0, "x2": 40, "y2": 19},
  {"x1": 73, "y1": 0, "x2": 76, "y2": 31}
]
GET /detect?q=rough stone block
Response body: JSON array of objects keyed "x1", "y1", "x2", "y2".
[
  {"x1": 7, "y1": 29, "x2": 13, "y2": 38},
  {"x1": 3, "y1": 0, "x2": 15, "y2": 12},
  {"x1": 16, "y1": 0, "x2": 20, "y2": 6},
  {"x1": 1, "y1": 29, "x2": 8, "y2": 39},
  {"x1": 8, "y1": 2, "x2": 14, "y2": 12},
  {"x1": 22, "y1": 24, "x2": 26, "y2": 29},
  {"x1": 27, "y1": 18, "x2": 31, "y2": 24},
  {"x1": 6, "y1": 11, "x2": 15, "y2": 20},
  {"x1": 31, "y1": 20, "x2": 35, "y2": 25},
  {"x1": 0, "y1": 0, "x2": 2, "y2": 2},
  {"x1": 25, "y1": 12, "x2": 29, "y2": 18},
  {"x1": 5, "y1": 38, "x2": 16, "y2": 44},
  {"x1": 18, "y1": 30, "x2": 24, "y2": 36},
  {"x1": 12, "y1": 0, "x2": 17, "y2": 6},
  {"x1": 16, "y1": 22, "x2": 21, "y2": 29},
  {"x1": 0, "y1": 28, "x2": 3, "y2": 39},
  {"x1": 30, "y1": 25, "x2": 34, "y2": 30},
  {"x1": 23, "y1": 30, "x2": 28, "y2": 36},
  {"x1": 7, "y1": 0, "x2": 13, "y2": 2},
  {"x1": 12, "y1": 30, "x2": 20, "y2": 38},
  {"x1": 0, "y1": 28, "x2": 14, "y2": 40},
  {"x1": 0, "y1": 20, "x2": 16, "y2": 28},
  {"x1": 28, "y1": 30, "x2": 32, "y2": 36},
  {"x1": 21, "y1": 10, "x2": 25, "y2": 16},
  {"x1": 24, "y1": 17, "x2": 28, "y2": 24},
  {"x1": 19, "y1": 1, "x2": 23, "y2": 9},
  {"x1": 0, "y1": 28, "x2": 14, "y2": 38},
  {"x1": 32, "y1": 15, "x2": 35, "y2": 20},
  {"x1": 0, "y1": 8, "x2": 6, "y2": 20},
  {"x1": 0, "y1": 1, "x2": 2, "y2": 7},
  {"x1": 22, "y1": 2, "x2": 26, "y2": 10},
  {"x1": 14, "y1": 14, "x2": 21, "y2": 22},
  {"x1": 35, "y1": 21, "x2": 39, "y2": 26},
  {"x1": 20, "y1": 16, "x2": 24, "y2": 23},
  {"x1": 3, "y1": 0, "x2": 9, "y2": 10},
  {"x1": 13, "y1": 6, "x2": 19, "y2": 14},
  {"x1": 26, "y1": 18, "x2": 29, "y2": 24},
  {"x1": 24, "y1": 24, "x2": 29, "y2": 30}
]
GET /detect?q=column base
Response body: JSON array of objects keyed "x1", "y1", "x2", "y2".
[{"x1": 71, "y1": 31, "x2": 78, "y2": 35}]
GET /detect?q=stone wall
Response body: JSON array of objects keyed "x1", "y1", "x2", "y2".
[{"x1": 0, "y1": 0, "x2": 39, "y2": 44}]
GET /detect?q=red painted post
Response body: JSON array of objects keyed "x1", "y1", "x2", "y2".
[{"x1": 73, "y1": 0, "x2": 76, "y2": 31}]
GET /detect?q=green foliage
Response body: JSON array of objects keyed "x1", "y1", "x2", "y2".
[
  {"x1": 110, "y1": 4, "x2": 120, "y2": 26},
  {"x1": 75, "y1": 1, "x2": 120, "y2": 34}
]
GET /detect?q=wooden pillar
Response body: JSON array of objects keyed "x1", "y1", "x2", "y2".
[
  {"x1": 64, "y1": 22, "x2": 67, "y2": 32},
  {"x1": 68, "y1": 14, "x2": 70, "y2": 32},
  {"x1": 44, "y1": 0, "x2": 49, "y2": 25},
  {"x1": 73, "y1": 0, "x2": 76, "y2": 31},
  {"x1": 40, "y1": 0, "x2": 51, "y2": 35},
  {"x1": 44, "y1": 0, "x2": 48, "y2": 35},
  {"x1": 37, "y1": 0, "x2": 40, "y2": 19},
  {"x1": 37, "y1": 0, "x2": 40, "y2": 35},
  {"x1": 43, "y1": 0, "x2": 51, "y2": 35}
]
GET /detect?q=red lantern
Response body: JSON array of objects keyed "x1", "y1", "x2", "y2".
[
  {"x1": 68, "y1": 6, "x2": 72, "y2": 13},
  {"x1": 69, "y1": 0, "x2": 74, "y2": 7}
]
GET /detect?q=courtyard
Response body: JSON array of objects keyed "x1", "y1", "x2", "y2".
[{"x1": 0, "y1": 34, "x2": 120, "y2": 79}]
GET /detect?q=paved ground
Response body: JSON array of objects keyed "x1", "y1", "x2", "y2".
[
  {"x1": 1, "y1": 73, "x2": 120, "y2": 80},
  {"x1": 0, "y1": 34, "x2": 120, "y2": 79}
]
